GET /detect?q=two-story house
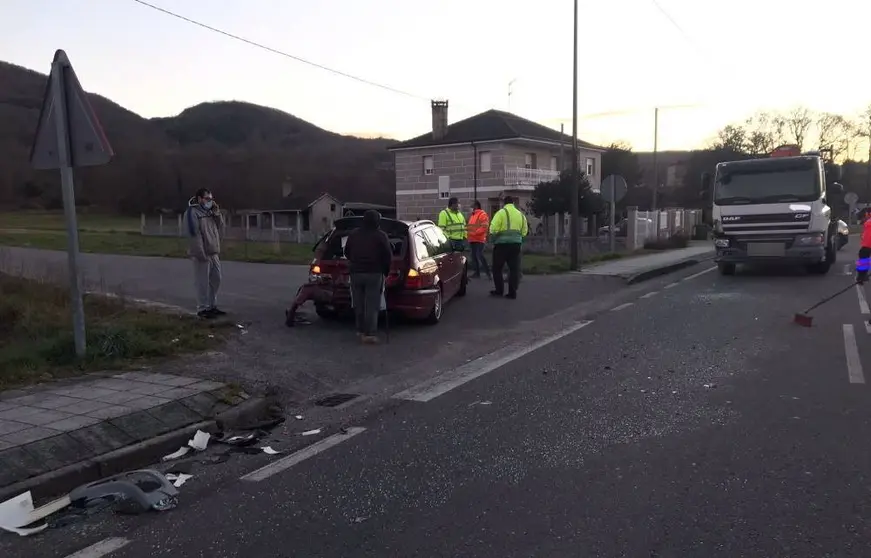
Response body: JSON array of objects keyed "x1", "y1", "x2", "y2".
[{"x1": 389, "y1": 101, "x2": 605, "y2": 228}]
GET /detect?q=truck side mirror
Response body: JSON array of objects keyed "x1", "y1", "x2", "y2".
[
  {"x1": 832, "y1": 182, "x2": 845, "y2": 194},
  {"x1": 699, "y1": 172, "x2": 712, "y2": 200}
]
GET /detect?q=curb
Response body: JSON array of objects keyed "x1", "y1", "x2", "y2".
[
  {"x1": 624, "y1": 252, "x2": 716, "y2": 285},
  {"x1": 0, "y1": 396, "x2": 274, "y2": 503}
]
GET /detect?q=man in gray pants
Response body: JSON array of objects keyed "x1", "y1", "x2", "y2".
[
  {"x1": 344, "y1": 210, "x2": 392, "y2": 344},
  {"x1": 184, "y1": 188, "x2": 226, "y2": 319}
]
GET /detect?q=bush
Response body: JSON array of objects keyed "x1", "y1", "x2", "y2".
[{"x1": 644, "y1": 233, "x2": 690, "y2": 250}]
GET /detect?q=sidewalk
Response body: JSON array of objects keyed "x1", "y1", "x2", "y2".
[
  {"x1": 578, "y1": 241, "x2": 714, "y2": 283},
  {"x1": 0, "y1": 371, "x2": 265, "y2": 501}
]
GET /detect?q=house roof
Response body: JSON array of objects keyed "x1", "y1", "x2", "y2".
[{"x1": 388, "y1": 109, "x2": 605, "y2": 151}]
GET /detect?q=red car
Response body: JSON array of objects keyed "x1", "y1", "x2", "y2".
[{"x1": 285, "y1": 217, "x2": 467, "y2": 325}]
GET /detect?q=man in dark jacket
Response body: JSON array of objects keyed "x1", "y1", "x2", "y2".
[{"x1": 344, "y1": 210, "x2": 393, "y2": 344}]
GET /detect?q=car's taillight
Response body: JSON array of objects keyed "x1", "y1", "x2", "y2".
[
  {"x1": 309, "y1": 263, "x2": 325, "y2": 282},
  {"x1": 405, "y1": 268, "x2": 424, "y2": 289}
]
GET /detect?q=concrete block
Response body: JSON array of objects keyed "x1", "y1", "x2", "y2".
[
  {"x1": 44, "y1": 415, "x2": 102, "y2": 432},
  {"x1": 0, "y1": 426, "x2": 60, "y2": 446},
  {"x1": 84, "y1": 405, "x2": 135, "y2": 420},
  {"x1": 125, "y1": 396, "x2": 172, "y2": 411},
  {"x1": 147, "y1": 401, "x2": 204, "y2": 430},
  {"x1": 109, "y1": 410, "x2": 173, "y2": 441},
  {"x1": 24, "y1": 433, "x2": 91, "y2": 472},
  {"x1": 11, "y1": 409, "x2": 75, "y2": 427},
  {"x1": 56, "y1": 399, "x2": 114, "y2": 415},
  {"x1": 66, "y1": 421, "x2": 136, "y2": 455},
  {"x1": 0, "y1": 420, "x2": 30, "y2": 436}
]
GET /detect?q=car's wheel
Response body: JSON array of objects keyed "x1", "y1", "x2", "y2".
[
  {"x1": 315, "y1": 303, "x2": 338, "y2": 320},
  {"x1": 718, "y1": 263, "x2": 736, "y2": 276},
  {"x1": 424, "y1": 286, "x2": 443, "y2": 325},
  {"x1": 456, "y1": 266, "x2": 468, "y2": 297}
]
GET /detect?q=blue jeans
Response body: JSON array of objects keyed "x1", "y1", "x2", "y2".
[{"x1": 469, "y1": 242, "x2": 490, "y2": 277}]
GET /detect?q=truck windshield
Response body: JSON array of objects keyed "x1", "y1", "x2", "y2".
[{"x1": 715, "y1": 163, "x2": 820, "y2": 205}]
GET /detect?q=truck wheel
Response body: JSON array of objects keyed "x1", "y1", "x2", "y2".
[
  {"x1": 718, "y1": 263, "x2": 736, "y2": 276},
  {"x1": 807, "y1": 238, "x2": 836, "y2": 275}
]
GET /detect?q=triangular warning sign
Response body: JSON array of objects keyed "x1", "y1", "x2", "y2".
[{"x1": 30, "y1": 50, "x2": 114, "y2": 170}]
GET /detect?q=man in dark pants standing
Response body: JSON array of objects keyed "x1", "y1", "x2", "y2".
[
  {"x1": 488, "y1": 195, "x2": 528, "y2": 299},
  {"x1": 344, "y1": 210, "x2": 393, "y2": 344}
]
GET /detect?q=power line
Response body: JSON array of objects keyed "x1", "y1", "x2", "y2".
[
  {"x1": 129, "y1": 0, "x2": 429, "y2": 101},
  {"x1": 649, "y1": 0, "x2": 702, "y2": 52}
]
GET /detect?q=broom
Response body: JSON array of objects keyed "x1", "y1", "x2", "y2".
[{"x1": 794, "y1": 281, "x2": 859, "y2": 327}]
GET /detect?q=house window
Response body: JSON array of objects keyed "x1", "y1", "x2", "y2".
[
  {"x1": 550, "y1": 155, "x2": 558, "y2": 171},
  {"x1": 330, "y1": 203, "x2": 336, "y2": 211},
  {"x1": 480, "y1": 151, "x2": 491, "y2": 173},
  {"x1": 438, "y1": 175, "x2": 451, "y2": 199},
  {"x1": 585, "y1": 157, "x2": 595, "y2": 177},
  {"x1": 423, "y1": 155, "x2": 434, "y2": 175},
  {"x1": 524, "y1": 153, "x2": 537, "y2": 169}
]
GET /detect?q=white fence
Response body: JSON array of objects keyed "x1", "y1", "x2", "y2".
[{"x1": 628, "y1": 207, "x2": 704, "y2": 250}]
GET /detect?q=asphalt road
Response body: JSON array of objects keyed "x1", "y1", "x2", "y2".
[
  {"x1": 0, "y1": 246, "x2": 650, "y2": 406},
  {"x1": 8, "y1": 239, "x2": 871, "y2": 557}
]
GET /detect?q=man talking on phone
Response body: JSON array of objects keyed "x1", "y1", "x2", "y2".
[{"x1": 184, "y1": 188, "x2": 226, "y2": 318}]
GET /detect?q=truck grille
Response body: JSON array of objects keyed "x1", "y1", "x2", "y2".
[{"x1": 721, "y1": 212, "x2": 810, "y2": 233}]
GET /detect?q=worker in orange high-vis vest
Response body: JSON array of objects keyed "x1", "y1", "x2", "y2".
[{"x1": 466, "y1": 200, "x2": 491, "y2": 279}]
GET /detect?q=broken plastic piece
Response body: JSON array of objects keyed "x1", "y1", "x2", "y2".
[
  {"x1": 188, "y1": 430, "x2": 210, "y2": 451},
  {"x1": 262, "y1": 447, "x2": 280, "y2": 455},
  {"x1": 301, "y1": 429, "x2": 322, "y2": 436},
  {"x1": 215, "y1": 432, "x2": 261, "y2": 447},
  {"x1": 162, "y1": 447, "x2": 191, "y2": 461},
  {"x1": 164, "y1": 473, "x2": 193, "y2": 488},
  {"x1": 294, "y1": 415, "x2": 304, "y2": 420},
  {"x1": 69, "y1": 470, "x2": 180, "y2": 515}
]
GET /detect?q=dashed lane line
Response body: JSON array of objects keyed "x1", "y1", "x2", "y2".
[
  {"x1": 64, "y1": 538, "x2": 130, "y2": 558},
  {"x1": 857, "y1": 285, "x2": 870, "y2": 315},
  {"x1": 843, "y1": 324, "x2": 865, "y2": 384},
  {"x1": 394, "y1": 320, "x2": 594, "y2": 402},
  {"x1": 663, "y1": 282, "x2": 680, "y2": 289},
  {"x1": 240, "y1": 427, "x2": 367, "y2": 482},
  {"x1": 680, "y1": 266, "x2": 717, "y2": 282},
  {"x1": 640, "y1": 291, "x2": 658, "y2": 298},
  {"x1": 610, "y1": 302, "x2": 634, "y2": 312}
]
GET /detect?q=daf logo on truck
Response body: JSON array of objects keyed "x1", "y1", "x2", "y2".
[{"x1": 708, "y1": 147, "x2": 843, "y2": 277}]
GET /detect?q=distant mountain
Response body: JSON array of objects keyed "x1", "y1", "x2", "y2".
[{"x1": 0, "y1": 60, "x2": 397, "y2": 213}]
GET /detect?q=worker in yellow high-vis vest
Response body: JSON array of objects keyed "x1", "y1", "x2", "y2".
[
  {"x1": 489, "y1": 195, "x2": 528, "y2": 299},
  {"x1": 438, "y1": 197, "x2": 468, "y2": 252}
]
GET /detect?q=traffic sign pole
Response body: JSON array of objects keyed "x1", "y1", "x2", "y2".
[
  {"x1": 609, "y1": 178, "x2": 616, "y2": 253},
  {"x1": 51, "y1": 60, "x2": 87, "y2": 358}
]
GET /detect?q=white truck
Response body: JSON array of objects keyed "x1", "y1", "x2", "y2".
[{"x1": 705, "y1": 148, "x2": 843, "y2": 276}]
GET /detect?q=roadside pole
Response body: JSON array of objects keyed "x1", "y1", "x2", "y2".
[
  {"x1": 569, "y1": 0, "x2": 580, "y2": 270},
  {"x1": 30, "y1": 50, "x2": 114, "y2": 358}
]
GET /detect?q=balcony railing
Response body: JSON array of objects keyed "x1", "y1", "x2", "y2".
[{"x1": 505, "y1": 167, "x2": 560, "y2": 188}]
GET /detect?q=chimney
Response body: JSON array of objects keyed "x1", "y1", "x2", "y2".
[{"x1": 431, "y1": 100, "x2": 448, "y2": 141}]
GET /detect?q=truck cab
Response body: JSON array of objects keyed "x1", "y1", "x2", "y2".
[{"x1": 709, "y1": 152, "x2": 842, "y2": 276}]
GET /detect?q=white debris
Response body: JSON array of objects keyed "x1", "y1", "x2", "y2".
[
  {"x1": 165, "y1": 473, "x2": 193, "y2": 488},
  {"x1": 162, "y1": 447, "x2": 191, "y2": 461},
  {"x1": 262, "y1": 447, "x2": 280, "y2": 455},
  {"x1": 188, "y1": 430, "x2": 211, "y2": 451},
  {"x1": 301, "y1": 429, "x2": 322, "y2": 436},
  {"x1": 294, "y1": 415, "x2": 304, "y2": 420}
]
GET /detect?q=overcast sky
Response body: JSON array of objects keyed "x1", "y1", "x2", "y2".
[{"x1": 3, "y1": 0, "x2": 869, "y2": 151}]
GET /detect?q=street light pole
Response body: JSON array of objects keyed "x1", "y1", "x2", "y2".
[{"x1": 569, "y1": 0, "x2": 580, "y2": 270}]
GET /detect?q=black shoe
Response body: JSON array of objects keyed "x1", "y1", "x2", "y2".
[
  {"x1": 197, "y1": 309, "x2": 217, "y2": 319},
  {"x1": 489, "y1": 290, "x2": 503, "y2": 297},
  {"x1": 506, "y1": 293, "x2": 517, "y2": 300},
  {"x1": 210, "y1": 307, "x2": 227, "y2": 316}
]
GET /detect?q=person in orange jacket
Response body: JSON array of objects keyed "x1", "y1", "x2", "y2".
[
  {"x1": 467, "y1": 200, "x2": 491, "y2": 279},
  {"x1": 856, "y1": 210, "x2": 871, "y2": 286}
]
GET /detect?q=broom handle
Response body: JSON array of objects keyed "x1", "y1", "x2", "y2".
[{"x1": 802, "y1": 281, "x2": 859, "y2": 314}]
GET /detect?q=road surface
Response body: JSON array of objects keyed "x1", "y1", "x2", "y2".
[{"x1": 6, "y1": 240, "x2": 871, "y2": 557}]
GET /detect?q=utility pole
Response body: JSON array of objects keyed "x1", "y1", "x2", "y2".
[
  {"x1": 651, "y1": 107, "x2": 660, "y2": 239},
  {"x1": 569, "y1": 0, "x2": 580, "y2": 270},
  {"x1": 866, "y1": 112, "x2": 871, "y2": 203}
]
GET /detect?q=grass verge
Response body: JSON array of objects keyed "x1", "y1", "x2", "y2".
[
  {"x1": 0, "y1": 273, "x2": 226, "y2": 390},
  {"x1": 0, "y1": 211, "x2": 140, "y2": 232}
]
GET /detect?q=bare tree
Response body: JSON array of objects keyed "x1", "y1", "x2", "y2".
[
  {"x1": 744, "y1": 111, "x2": 785, "y2": 156},
  {"x1": 784, "y1": 107, "x2": 814, "y2": 150},
  {"x1": 816, "y1": 112, "x2": 859, "y2": 161},
  {"x1": 711, "y1": 124, "x2": 747, "y2": 153}
]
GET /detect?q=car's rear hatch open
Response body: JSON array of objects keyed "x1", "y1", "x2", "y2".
[{"x1": 311, "y1": 217, "x2": 409, "y2": 289}]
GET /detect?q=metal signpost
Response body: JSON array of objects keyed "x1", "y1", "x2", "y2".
[
  {"x1": 600, "y1": 175, "x2": 628, "y2": 253},
  {"x1": 30, "y1": 50, "x2": 114, "y2": 357},
  {"x1": 845, "y1": 192, "x2": 859, "y2": 225}
]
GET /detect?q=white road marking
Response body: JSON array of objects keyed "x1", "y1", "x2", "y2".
[
  {"x1": 664, "y1": 282, "x2": 680, "y2": 289},
  {"x1": 640, "y1": 291, "x2": 658, "y2": 299},
  {"x1": 611, "y1": 302, "x2": 634, "y2": 312},
  {"x1": 65, "y1": 538, "x2": 130, "y2": 558},
  {"x1": 240, "y1": 427, "x2": 367, "y2": 482},
  {"x1": 843, "y1": 324, "x2": 865, "y2": 384},
  {"x1": 857, "y1": 285, "x2": 870, "y2": 315},
  {"x1": 680, "y1": 266, "x2": 717, "y2": 282},
  {"x1": 394, "y1": 320, "x2": 594, "y2": 402},
  {"x1": 843, "y1": 263, "x2": 853, "y2": 276}
]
